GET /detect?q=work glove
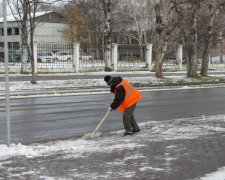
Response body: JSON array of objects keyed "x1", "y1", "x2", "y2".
[{"x1": 108, "y1": 107, "x2": 112, "y2": 111}]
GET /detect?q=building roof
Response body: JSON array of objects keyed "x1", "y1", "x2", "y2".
[{"x1": 0, "y1": 11, "x2": 53, "y2": 23}]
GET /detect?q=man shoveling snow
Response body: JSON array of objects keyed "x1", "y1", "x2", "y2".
[{"x1": 104, "y1": 76, "x2": 142, "y2": 136}]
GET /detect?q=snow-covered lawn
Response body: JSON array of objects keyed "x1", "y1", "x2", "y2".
[{"x1": 0, "y1": 71, "x2": 225, "y2": 94}]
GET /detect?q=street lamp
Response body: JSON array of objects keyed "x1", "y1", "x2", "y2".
[{"x1": 3, "y1": 0, "x2": 11, "y2": 147}]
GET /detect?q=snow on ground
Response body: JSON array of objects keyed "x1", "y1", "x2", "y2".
[
  {"x1": 200, "y1": 167, "x2": 225, "y2": 180},
  {"x1": 1, "y1": 71, "x2": 225, "y2": 179},
  {"x1": 0, "y1": 114, "x2": 225, "y2": 179},
  {"x1": 0, "y1": 71, "x2": 225, "y2": 92}
]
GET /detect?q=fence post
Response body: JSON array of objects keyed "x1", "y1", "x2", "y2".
[
  {"x1": 73, "y1": 42, "x2": 80, "y2": 73},
  {"x1": 176, "y1": 44, "x2": 183, "y2": 70},
  {"x1": 33, "y1": 43, "x2": 38, "y2": 73},
  {"x1": 112, "y1": 43, "x2": 118, "y2": 71},
  {"x1": 146, "y1": 43, "x2": 152, "y2": 71}
]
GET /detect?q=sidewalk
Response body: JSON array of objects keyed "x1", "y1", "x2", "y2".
[{"x1": 1, "y1": 115, "x2": 225, "y2": 180}]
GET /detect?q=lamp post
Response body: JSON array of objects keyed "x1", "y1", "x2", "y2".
[{"x1": 3, "y1": 0, "x2": 11, "y2": 147}]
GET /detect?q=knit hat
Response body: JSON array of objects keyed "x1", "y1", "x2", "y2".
[{"x1": 104, "y1": 75, "x2": 113, "y2": 85}]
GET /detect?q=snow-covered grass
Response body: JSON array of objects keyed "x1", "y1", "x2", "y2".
[{"x1": 0, "y1": 71, "x2": 225, "y2": 94}]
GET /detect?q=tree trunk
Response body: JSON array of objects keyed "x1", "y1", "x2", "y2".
[
  {"x1": 20, "y1": 3, "x2": 29, "y2": 74},
  {"x1": 29, "y1": 9, "x2": 37, "y2": 84},
  {"x1": 102, "y1": 0, "x2": 112, "y2": 70},
  {"x1": 154, "y1": 3, "x2": 164, "y2": 78},
  {"x1": 187, "y1": 54, "x2": 197, "y2": 77},
  {"x1": 20, "y1": 43, "x2": 28, "y2": 74},
  {"x1": 155, "y1": 62, "x2": 163, "y2": 78},
  {"x1": 30, "y1": 29, "x2": 37, "y2": 84},
  {"x1": 201, "y1": 3, "x2": 218, "y2": 76},
  {"x1": 187, "y1": 1, "x2": 199, "y2": 77},
  {"x1": 30, "y1": 47, "x2": 37, "y2": 84},
  {"x1": 172, "y1": 0, "x2": 199, "y2": 77}
]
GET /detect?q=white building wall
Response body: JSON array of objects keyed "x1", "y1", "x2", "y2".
[
  {"x1": 0, "y1": 21, "x2": 22, "y2": 44},
  {"x1": 0, "y1": 21, "x2": 68, "y2": 46},
  {"x1": 33, "y1": 22, "x2": 68, "y2": 43}
]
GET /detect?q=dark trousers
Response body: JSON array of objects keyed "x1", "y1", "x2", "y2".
[{"x1": 123, "y1": 103, "x2": 140, "y2": 132}]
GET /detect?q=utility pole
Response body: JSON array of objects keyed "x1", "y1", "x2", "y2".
[
  {"x1": 0, "y1": 1, "x2": 3, "y2": 17},
  {"x1": 3, "y1": 0, "x2": 11, "y2": 147}
]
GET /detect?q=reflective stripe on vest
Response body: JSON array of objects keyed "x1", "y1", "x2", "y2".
[
  {"x1": 115, "y1": 79, "x2": 142, "y2": 112},
  {"x1": 120, "y1": 81, "x2": 134, "y2": 99}
]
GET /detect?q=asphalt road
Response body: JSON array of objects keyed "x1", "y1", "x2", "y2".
[{"x1": 0, "y1": 87, "x2": 225, "y2": 144}]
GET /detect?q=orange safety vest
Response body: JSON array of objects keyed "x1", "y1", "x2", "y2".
[{"x1": 114, "y1": 79, "x2": 142, "y2": 112}]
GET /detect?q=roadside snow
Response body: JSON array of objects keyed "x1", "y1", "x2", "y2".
[
  {"x1": 0, "y1": 71, "x2": 225, "y2": 93},
  {"x1": 199, "y1": 167, "x2": 225, "y2": 180}
]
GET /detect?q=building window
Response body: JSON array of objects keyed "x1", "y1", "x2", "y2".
[
  {"x1": 14, "y1": 27, "x2": 19, "y2": 35},
  {"x1": 7, "y1": 28, "x2": 12, "y2": 35},
  {"x1": 8, "y1": 42, "x2": 12, "y2": 49},
  {"x1": 13, "y1": 42, "x2": 20, "y2": 49},
  {"x1": 0, "y1": 28, "x2": 3, "y2": 36}
]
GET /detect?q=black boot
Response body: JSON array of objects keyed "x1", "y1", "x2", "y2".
[
  {"x1": 123, "y1": 131, "x2": 133, "y2": 136},
  {"x1": 133, "y1": 129, "x2": 140, "y2": 134}
]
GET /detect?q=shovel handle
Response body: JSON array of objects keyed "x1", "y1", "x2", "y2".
[{"x1": 91, "y1": 110, "x2": 111, "y2": 137}]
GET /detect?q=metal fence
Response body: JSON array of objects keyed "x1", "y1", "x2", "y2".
[
  {"x1": 1, "y1": 42, "x2": 224, "y2": 72},
  {"x1": 0, "y1": 43, "x2": 149, "y2": 71},
  {"x1": 117, "y1": 44, "x2": 147, "y2": 70}
]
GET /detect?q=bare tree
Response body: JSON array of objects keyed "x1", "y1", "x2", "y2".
[
  {"x1": 117, "y1": 0, "x2": 149, "y2": 60},
  {"x1": 154, "y1": 3, "x2": 165, "y2": 78},
  {"x1": 28, "y1": 1, "x2": 39, "y2": 84},
  {"x1": 200, "y1": 0, "x2": 225, "y2": 76},
  {"x1": 71, "y1": 0, "x2": 116, "y2": 71},
  {"x1": 171, "y1": 0, "x2": 200, "y2": 77},
  {"x1": 7, "y1": 0, "x2": 47, "y2": 84},
  {"x1": 7, "y1": 0, "x2": 29, "y2": 74},
  {"x1": 112, "y1": 0, "x2": 175, "y2": 78},
  {"x1": 152, "y1": 1, "x2": 177, "y2": 78},
  {"x1": 62, "y1": 5, "x2": 84, "y2": 43},
  {"x1": 81, "y1": 0, "x2": 103, "y2": 60},
  {"x1": 99, "y1": 0, "x2": 112, "y2": 70}
]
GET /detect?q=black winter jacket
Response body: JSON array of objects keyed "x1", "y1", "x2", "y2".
[{"x1": 110, "y1": 76, "x2": 126, "y2": 110}]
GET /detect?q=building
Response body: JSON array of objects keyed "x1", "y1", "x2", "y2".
[{"x1": 0, "y1": 11, "x2": 68, "y2": 50}]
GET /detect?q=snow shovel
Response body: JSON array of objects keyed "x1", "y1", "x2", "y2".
[{"x1": 91, "y1": 109, "x2": 111, "y2": 138}]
